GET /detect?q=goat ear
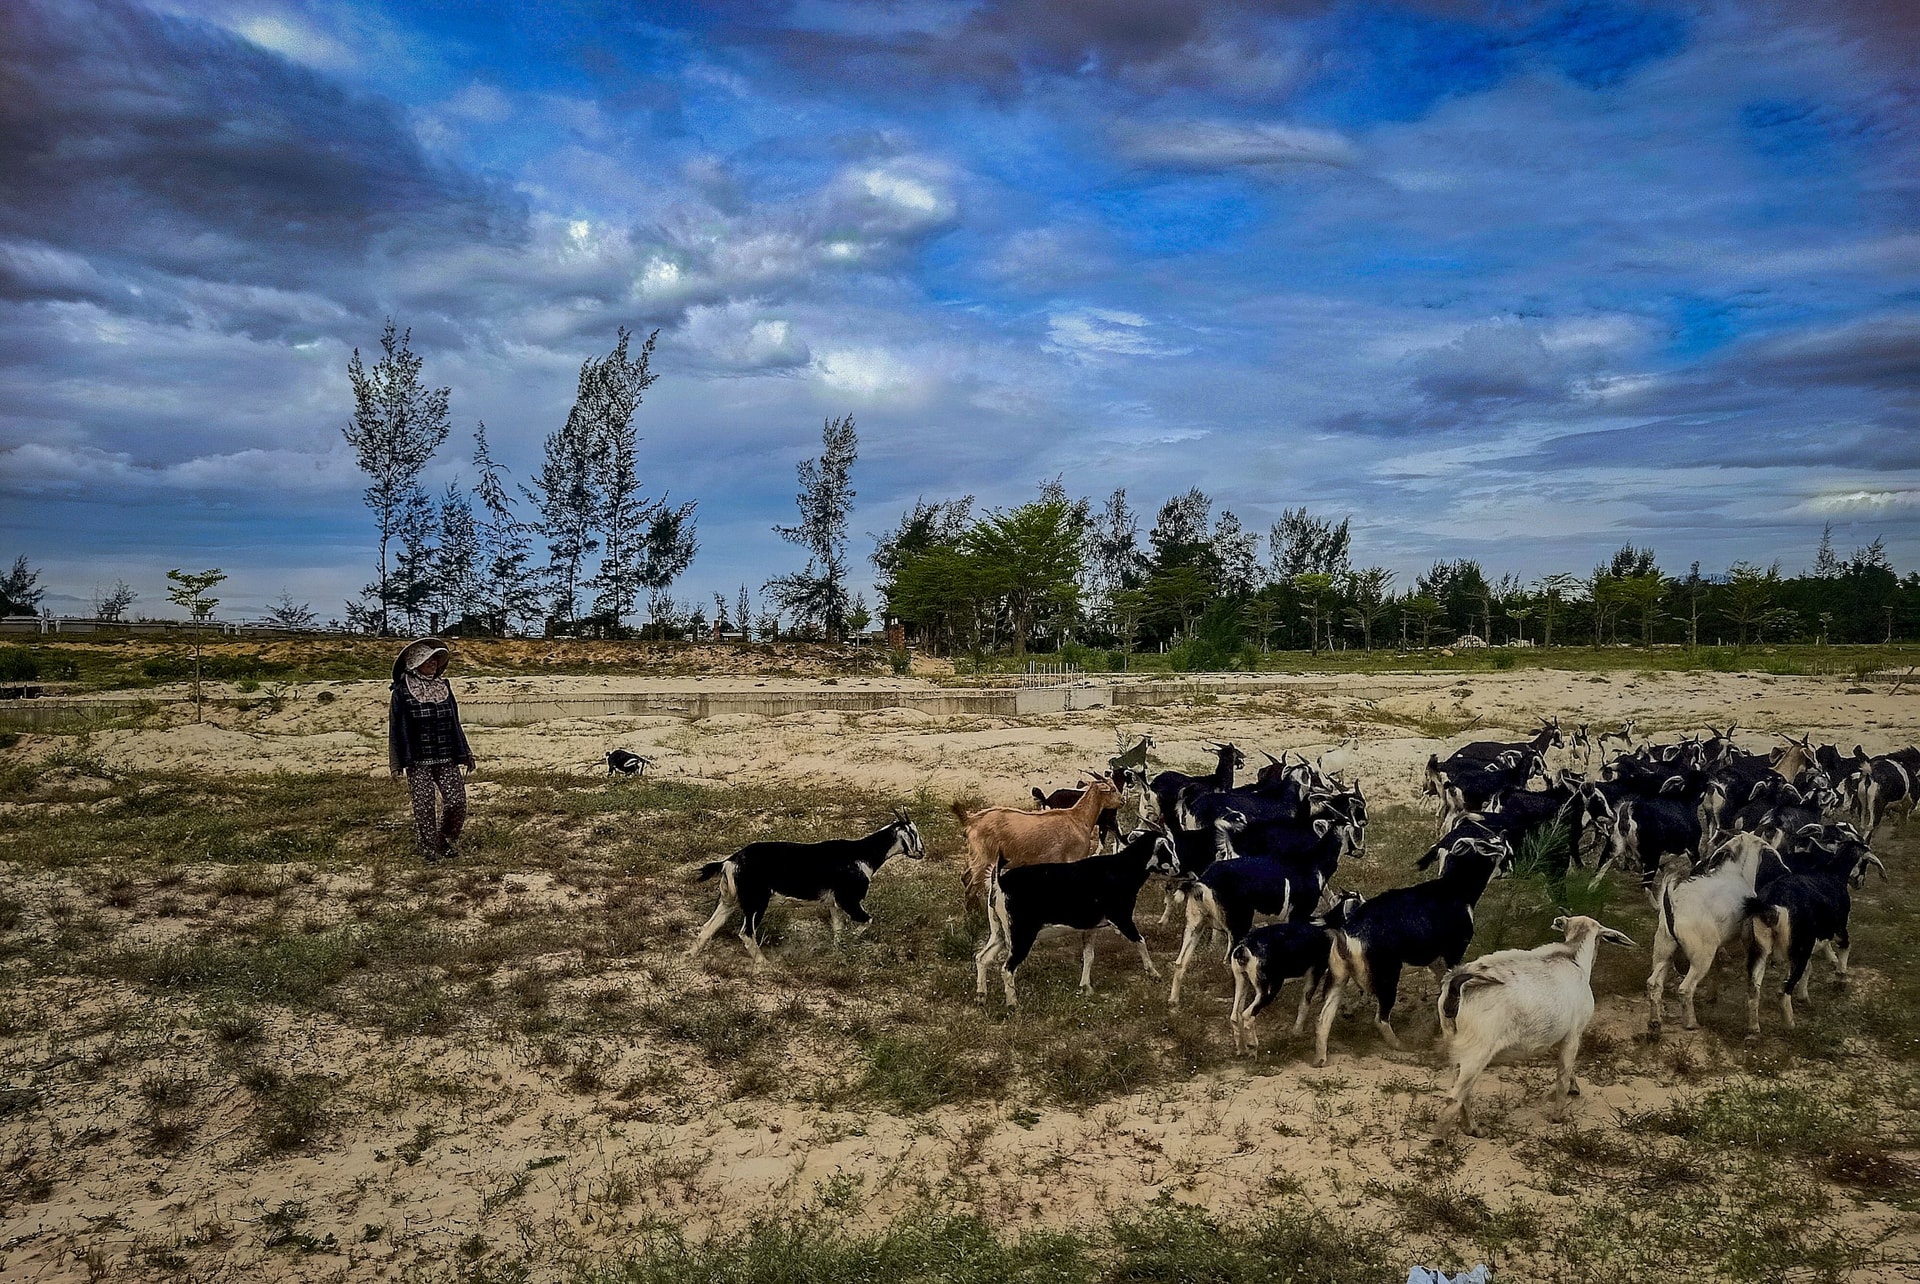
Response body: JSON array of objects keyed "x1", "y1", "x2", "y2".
[
  {"x1": 1659, "y1": 776, "x2": 1687, "y2": 795},
  {"x1": 1550, "y1": 915, "x2": 1569, "y2": 933},
  {"x1": 1313, "y1": 819, "x2": 1330, "y2": 838},
  {"x1": 1796, "y1": 822, "x2": 1822, "y2": 836},
  {"x1": 1416, "y1": 845, "x2": 1442, "y2": 870},
  {"x1": 1599, "y1": 928, "x2": 1636, "y2": 947}
]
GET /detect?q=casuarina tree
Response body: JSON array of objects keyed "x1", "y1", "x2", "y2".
[
  {"x1": 165, "y1": 567, "x2": 225, "y2": 722},
  {"x1": 344, "y1": 321, "x2": 451, "y2": 635},
  {"x1": 766, "y1": 414, "x2": 857, "y2": 640}
]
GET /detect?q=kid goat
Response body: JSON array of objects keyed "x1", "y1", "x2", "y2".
[
  {"x1": 688, "y1": 810, "x2": 925, "y2": 964},
  {"x1": 1437, "y1": 915, "x2": 1636, "y2": 1136}
]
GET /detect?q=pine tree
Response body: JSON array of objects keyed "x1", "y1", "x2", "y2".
[
  {"x1": 343, "y1": 321, "x2": 451, "y2": 635},
  {"x1": 766, "y1": 414, "x2": 857, "y2": 639},
  {"x1": 586, "y1": 328, "x2": 661, "y2": 628},
  {"x1": 435, "y1": 482, "x2": 482, "y2": 630},
  {"x1": 530, "y1": 390, "x2": 602, "y2": 630},
  {"x1": 390, "y1": 486, "x2": 438, "y2": 633},
  {"x1": 1812, "y1": 523, "x2": 1842, "y2": 578},
  {"x1": 472, "y1": 424, "x2": 542, "y2": 635}
]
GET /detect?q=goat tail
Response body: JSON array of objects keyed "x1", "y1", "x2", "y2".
[
  {"x1": 1747, "y1": 898, "x2": 1789, "y2": 961},
  {"x1": 1438, "y1": 969, "x2": 1474, "y2": 1037},
  {"x1": 1329, "y1": 930, "x2": 1372, "y2": 997},
  {"x1": 695, "y1": 860, "x2": 727, "y2": 883},
  {"x1": 949, "y1": 800, "x2": 975, "y2": 827}
]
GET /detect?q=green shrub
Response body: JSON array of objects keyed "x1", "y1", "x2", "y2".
[{"x1": 0, "y1": 648, "x2": 38, "y2": 682}]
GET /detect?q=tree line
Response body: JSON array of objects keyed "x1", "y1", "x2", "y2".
[{"x1": 871, "y1": 481, "x2": 1915, "y2": 662}]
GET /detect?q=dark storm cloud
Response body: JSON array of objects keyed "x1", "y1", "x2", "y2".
[{"x1": 0, "y1": 0, "x2": 524, "y2": 298}]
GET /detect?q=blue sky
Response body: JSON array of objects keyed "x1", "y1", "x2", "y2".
[{"x1": 1, "y1": 0, "x2": 1916, "y2": 619}]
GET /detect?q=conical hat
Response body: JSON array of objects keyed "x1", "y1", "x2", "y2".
[{"x1": 398, "y1": 637, "x2": 450, "y2": 673}]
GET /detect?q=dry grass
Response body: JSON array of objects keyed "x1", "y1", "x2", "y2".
[{"x1": 0, "y1": 749, "x2": 1916, "y2": 1281}]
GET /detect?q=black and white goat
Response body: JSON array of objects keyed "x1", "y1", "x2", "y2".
[
  {"x1": 1597, "y1": 794, "x2": 1703, "y2": 893},
  {"x1": 1165, "y1": 810, "x2": 1357, "y2": 1006},
  {"x1": 606, "y1": 749, "x2": 653, "y2": 777},
  {"x1": 1436, "y1": 915, "x2": 1636, "y2": 1135},
  {"x1": 1430, "y1": 717, "x2": 1564, "y2": 779},
  {"x1": 1227, "y1": 913, "x2": 1350, "y2": 1055},
  {"x1": 1432, "y1": 750, "x2": 1547, "y2": 835},
  {"x1": 1311, "y1": 835, "x2": 1516, "y2": 1066},
  {"x1": 1746, "y1": 826, "x2": 1885, "y2": 1030},
  {"x1": 1843, "y1": 747, "x2": 1913, "y2": 835},
  {"x1": 689, "y1": 810, "x2": 926, "y2": 963},
  {"x1": 974, "y1": 832, "x2": 1177, "y2": 1007},
  {"x1": 1595, "y1": 719, "x2": 1636, "y2": 763},
  {"x1": 1144, "y1": 742, "x2": 1243, "y2": 830}
]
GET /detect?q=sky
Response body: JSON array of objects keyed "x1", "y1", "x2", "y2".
[{"x1": 1, "y1": 0, "x2": 1917, "y2": 620}]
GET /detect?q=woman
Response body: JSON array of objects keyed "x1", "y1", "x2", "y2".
[{"x1": 388, "y1": 637, "x2": 476, "y2": 862}]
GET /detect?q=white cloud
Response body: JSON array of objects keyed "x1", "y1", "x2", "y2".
[
  {"x1": 1046, "y1": 309, "x2": 1187, "y2": 359},
  {"x1": 230, "y1": 13, "x2": 354, "y2": 70},
  {"x1": 444, "y1": 82, "x2": 513, "y2": 124},
  {"x1": 679, "y1": 304, "x2": 811, "y2": 371},
  {"x1": 1117, "y1": 120, "x2": 1357, "y2": 171},
  {"x1": 1801, "y1": 489, "x2": 1920, "y2": 514},
  {"x1": 812, "y1": 346, "x2": 919, "y2": 396}
]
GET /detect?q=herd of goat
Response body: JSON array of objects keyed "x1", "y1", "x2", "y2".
[{"x1": 685, "y1": 718, "x2": 1904, "y2": 1135}]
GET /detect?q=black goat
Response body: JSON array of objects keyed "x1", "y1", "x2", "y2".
[
  {"x1": 1429, "y1": 717, "x2": 1564, "y2": 781},
  {"x1": 1746, "y1": 827, "x2": 1885, "y2": 1030},
  {"x1": 1433, "y1": 750, "x2": 1546, "y2": 831},
  {"x1": 975, "y1": 832, "x2": 1177, "y2": 1007},
  {"x1": 1425, "y1": 774, "x2": 1586, "y2": 873},
  {"x1": 606, "y1": 749, "x2": 652, "y2": 777},
  {"x1": 1597, "y1": 795, "x2": 1703, "y2": 891},
  {"x1": 1227, "y1": 916, "x2": 1347, "y2": 1054},
  {"x1": 1312, "y1": 836, "x2": 1515, "y2": 1066},
  {"x1": 1145, "y1": 742, "x2": 1243, "y2": 830},
  {"x1": 689, "y1": 811, "x2": 925, "y2": 963},
  {"x1": 1166, "y1": 812, "x2": 1355, "y2": 1006}
]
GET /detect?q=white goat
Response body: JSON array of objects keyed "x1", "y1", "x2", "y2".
[
  {"x1": 1645, "y1": 832, "x2": 1783, "y2": 1034},
  {"x1": 1436, "y1": 915, "x2": 1635, "y2": 1136}
]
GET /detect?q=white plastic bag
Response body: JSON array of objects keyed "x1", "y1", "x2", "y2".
[{"x1": 1407, "y1": 1267, "x2": 1490, "y2": 1284}]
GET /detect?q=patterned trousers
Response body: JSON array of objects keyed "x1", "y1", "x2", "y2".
[{"x1": 405, "y1": 762, "x2": 467, "y2": 859}]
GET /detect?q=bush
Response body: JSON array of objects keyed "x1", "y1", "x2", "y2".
[
  {"x1": 0, "y1": 648, "x2": 38, "y2": 682},
  {"x1": 887, "y1": 649, "x2": 911, "y2": 676}
]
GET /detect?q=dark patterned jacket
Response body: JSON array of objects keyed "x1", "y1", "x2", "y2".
[{"x1": 387, "y1": 656, "x2": 474, "y2": 775}]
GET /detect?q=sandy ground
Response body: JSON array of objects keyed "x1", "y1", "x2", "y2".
[
  {"x1": 3, "y1": 667, "x2": 1918, "y2": 1281},
  {"x1": 55, "y1": 667, "x2": 1920, "y2": 807}
]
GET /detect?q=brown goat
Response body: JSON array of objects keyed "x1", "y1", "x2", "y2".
[{"x1": 953, "y1": 773, "x2": 1122, "y2": 904}]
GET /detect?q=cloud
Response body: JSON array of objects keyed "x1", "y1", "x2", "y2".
[
  {"x1": 1116, "y1": 119, "x2": 1357, "y2": 170},
  {"x1": 1046, "y1": 309, "x2": 1188, "y2": 358},
  {"x1": 812, "y1": 346, "x2": 921, "y2": 397},
  {"x1": 0, "y1": 0, "x2": 524, "y2": 292},
  {"x1": 678, "y1": 303, "x2": 812, "y2": 372},
  {"x1": 1733, "y1": 313, "x2": 1920, "y2": 390},
  {"x1": 0, "y1": 440, "x2": 353, "y2": 494},
  {"x1": 1801, "y1": 489, "x2": 1920, "y2": 514}
]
